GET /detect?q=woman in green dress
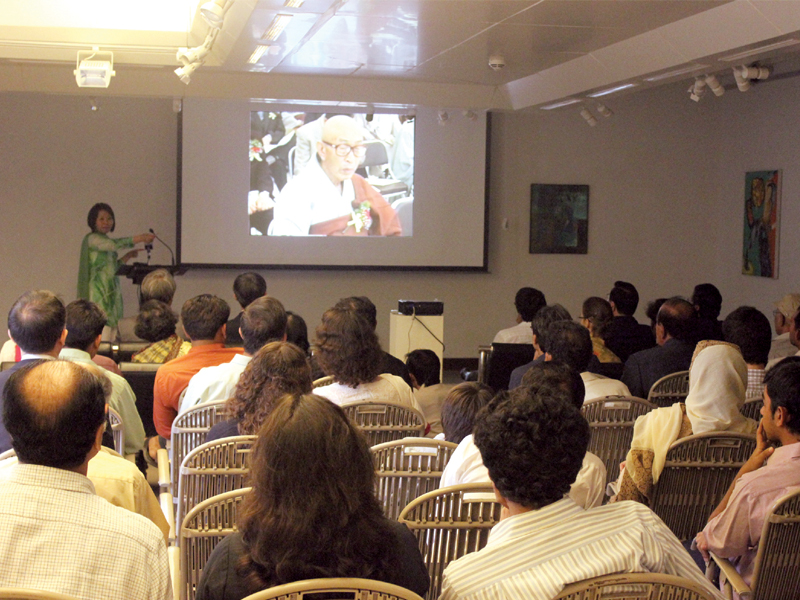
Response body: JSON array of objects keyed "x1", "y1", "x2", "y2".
[{"x1": 77, "y1": 203, "x2": 154, "y2": 329}]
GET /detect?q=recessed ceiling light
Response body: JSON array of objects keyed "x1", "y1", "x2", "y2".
[
  {"x1": 586, "y1": 83, "x2": 638, "y2": 98},
  {"x1": 644, "y1": 64, "x2": 709, "y2": 82},
  {"x1": 719, "y1": 39, "x2": 800, "y2": 62},
  {"x1": 539, "y1": 98, "x2": 581, "y2": 110},
  {"x1": 262, "y1": 14, "x2": 293, "y2": 41},
  {"x1": 247, "y1": 45, "x2": 269, "y2": 64},
  {"x1": 284, "y1": 0, "x2": 305, "y2": 6}
]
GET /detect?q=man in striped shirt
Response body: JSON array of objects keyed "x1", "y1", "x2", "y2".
[{"x1": 439, "y1": 373, "x2": 722, "y2": 600}]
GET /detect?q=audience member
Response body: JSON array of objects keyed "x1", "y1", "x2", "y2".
[
  {"x1": 645, "y1": 297, "x2": 667, "y2": 335},
  {"x1": 313, "y1": 308, "x2": 422, "y2": 413},
  {"x1": 0, "y1": 360, "x2": 170, "y2": 599},
  {"x1": 546, "y1": 321, "x2": 630, "y2": 400},
  {"x1": 59, "y1": 299, "x2": 145, "y2": 457},
  {"x1": 226, "y1": 272, "x2": 267, "y2": 346},
  {"x1": 117, "y1": 267, "x2": 182, "y2": 342},
  {"x1": 769, "y1": 293, "x2": 800, "y2": 360},
  {"x1": 722, "y1": 306, "x2": 772, "y2": 400},
  {"x1": 285, "y1": 310, "x2": 310, "y2": 355},
  {"x1": 612, "y1": 342, "x2": 757, "y2": 505},
  {"x1": 695, "y1": 357, "x2": 800, "y2": 589},
  {"x1": 180, "y1": 296, "x2": 287, "y2": 414},
  {"x1": 493, "y1": 287, "x2": 547, "y2": 344},
  {"x1": 131, "y1": 299, "x2": 191, "y2": 363},
  {"x1": 152, "y1": 294, "x2": 240, "y2": 439},
  {"x1": 508, "y1": 303, "x2": 571, "y2": 389},
  {"x1": 440, "y1": 382, "x2": 494, "y2": 444},
  {"x1": 0, "y1": 290, "x2": 67, "y2": 453},
  {"x1": 405, "y1": 349, "x2": 452, "y2": 436},
  {"x1": 580, "y1": 296, "x2": 620, "y2": 364},
  {"x1": 605, "y1": 280, "x2": 655, "y2": 362},
  {"x1": 692, "y1": 283, "x2": 724, "y2": 341},
  {"x1": 441, "y1": 362, "x2": 606, "y2": 510},
  {"x1": 621, "y1": 297, "x2": 698, "y2": 399},
  {"x1": 195, "y1": 394, "x2": 429, "y2": 600},
  {"x1": 332, "y1": 296, "x2": 413, "y2": 386},
  {"x1": 439, "y1": 368, "x2": 720, "y2": 600}
]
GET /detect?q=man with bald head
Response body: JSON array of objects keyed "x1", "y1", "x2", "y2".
[
  {"x1": 0, "y1": 360, "x2": 170, "y2": 599},
  {"x1": 271, "y1": 115, "x2": 402, "y2": 236},
  {"x1": 621, "y1": 297, "x2": 699, "y2": 398}
]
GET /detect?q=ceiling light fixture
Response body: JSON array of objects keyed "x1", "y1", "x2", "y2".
[
  {"x1": 74, "y1": 48, "x2": 116, "y2": 88},
  {"x1": 586, "y1": 83, "x2": 638, "y2": 98},
  {"x1": 200, "y1": 0, "x2": 227, "y2": 29},
  {"x1": 262, "y1": 14, "x2": 293, "y2": 41},
  {"x1": 719, "y1": 38, "x2": 800, "y2": 62},
  {"x1": 688, "y1": 77, "x2": 707, "y2": 102},
  {"x1": 176, "y1": 44, "x2": 211, "y2": 65},
  {"x1": 580, "y1": 108, "x2": 597, "y2": 127},
  {"x1": 437, "y1": 110, "x2": 449, "y2": 125},
  {"x1": 247, "y1": 45, "x2": 270, "y2": 64},
  {"x1": 732, "y1": 64, "x2": 770, "y2": 92},
  {"x1": 643, "y1": 64, "x2": 709, "y2": 82},
  {"x1": 539, "y1": 98, "x2": 581, "y2": 110},
  {"x1": 463, "y1": 110, "x2": 478, "y2": 122},
  {"x1": 284, "y1": 0, "x2": 305, "y2": 6},
  {"x1": 704, "y1": 74, "x2": 724, "y2": 97},
  {"x1": 175, "y1": 61, "x2": 201, "y2": 85},
  {"x1": 596, "y1": 104, "x2": 613, "y2": 118}
]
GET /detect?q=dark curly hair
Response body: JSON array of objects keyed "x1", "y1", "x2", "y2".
[
  {"x1": 134, "y1": 300, "x2": 177, "y2": 342},
  {"x1": 237, "y1": 394, "x2": 405, "y2": 590},
  {"x1": 227, "y1": 341, "x2": 312, "y2": 435},
  {"x1": 440, "y1": 382, "x2": 494, "y2": 444},
  {"x1": 314, "y1": 307, "x2": 382, "y2": 387},
  {"x1": 473, "y1": 380, "x2": 589, "y2": 509}
]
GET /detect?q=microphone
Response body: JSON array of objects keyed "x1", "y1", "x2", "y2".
[{"x1": 149, "y1": 228, "x2": 176, "y2": 266}]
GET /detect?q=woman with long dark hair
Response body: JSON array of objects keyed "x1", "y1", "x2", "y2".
[{"x1": 195, "y1": 394, "x2": 429, "y2": 599}]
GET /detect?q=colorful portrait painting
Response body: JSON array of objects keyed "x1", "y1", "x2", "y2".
[
  {"x1": 743, "y1": 170, "x2": 780, "y2": 278},
  {"x1": 529, "y1": 184, "x2": 589, "y2": 254}
]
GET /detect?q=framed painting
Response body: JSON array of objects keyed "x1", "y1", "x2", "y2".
[
  {"x1": 743, "y1": 170, "x2": 780, "y2": 278},
  {"x1": 529, "y1": 184, "x2": 589, "y2": 254}
]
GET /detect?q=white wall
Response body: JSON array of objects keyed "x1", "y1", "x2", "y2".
[{"x1": 1, "y1": 77, "x2": 797, "y2": 356}]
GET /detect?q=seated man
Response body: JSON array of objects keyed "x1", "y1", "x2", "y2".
[
  {"x1": 59, "y1": 299, "x2": 146, "y2": 458},
  {"x1": 493, "y1": 287, "x2": 546, "y2": 344},
  {"x1": 722, "y1": 306, "x2": 772, "y2": 400},
  {"x1": 622, "y1": 297, "x2": 698, "y2": 399},
  {"x1": 769, "y1": 293, "x2": 800, "y2": 360},
  {"x1": 439, "y1": 369, "x2": 721, "y2": 600},
  {"x1": 695, "y1": 357, "x2": 800, "y2": 589},
  {"x1": 692, "y1": 283, "x2": 725, "y2": 342},
  {"x1": 405, "y1": 348, "x2": 453, "y2": 437},
  {"x1": 0, "y1": 360, "x2": 170, "y2": 599},
  {"x1": 508, "y1": 304, "x2": 571, "y2": 389},
  {"x1": 270, "y1": 115, "x2": 402, "y2": 236},
  {"x1": 226, "y1": 272, "x2": 267, "y2": 346},
  {"x1": 153, "y1": 294, "x2": 241, "y2": 439},
  {"x1": 440, "y1": 362, "x2": 606, "y2": 510},
  {"x1": 180, "y1": 296, "x2": 287, "y2": 414},
  {"x1": 546, "y1": 321, "x2": 631, "y2": 400},
  {"x1": 605, "y1": 280, "x2": 655, "y2": 362}
]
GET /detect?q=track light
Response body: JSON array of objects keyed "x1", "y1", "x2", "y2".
[
  {"x1": 579, "y1": 108, "x2": 597, "y2": 127},
  {"x1": 739, "y1": 65, "x2": 770, "y2": 80},
  {"x1": 200, "y1": 0, "x2": 227, "y2": 28},
  {"x1": 689, "y1": 77, "x2": 707, "y2": 102},
  {"x1": 596, "y1": 104, "x2": 613, "y2": 118},
  {"x1": 175, "y1": 62, "x2": 201, "y2": 85},
  {"x1": 733, "y1": 67, "x2": 750, "y2": 92},
  {"x1": 463, "y1": 110, "x2": 478, "y2": 122},
  {"x1": 74, "y1": 48, "x2": 115, "y2": 88},
  {"x1": 704, "y1": 74, "x2": 725, "y2": 97},
  {"x1": 177, "y1": 45, "x2": 210, "y2": 65},
  {"x1": 437, "y1": 110, "x2": 449, "y2": 125}
]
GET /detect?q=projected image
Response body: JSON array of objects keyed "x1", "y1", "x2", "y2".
[{"x1": 248, "y1": 111, "x2": 414, "y2": 237}]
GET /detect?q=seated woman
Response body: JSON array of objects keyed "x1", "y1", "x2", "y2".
[
  {"x1": 131, "y1": 300, "x2": 190, "y2": 363},
  {"x1": 440, "y1": 382, "x2": 494, "y2": 444},
  {"x1": 205, "y1": 341, "x2": 313, "y2": 442},
  {"x1": 195, "y1": 394, "x2": 430, "y2": 600},
  {"x1": 285, "y1": 310, "x2": 310, "y2": 356},
  {"x1": 313, "y1": 307, "x2": 421, "y2": 412},
  {"x1": 611, "y1": 342, "x2": 758, "y2": 505},
  {"x1": 580, "y1": 296, "x2": 621, "y2": 364}
]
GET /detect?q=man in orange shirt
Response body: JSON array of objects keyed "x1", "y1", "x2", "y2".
[{"x1": 152, "y1": 294, "x2": 241, "y2": 439}]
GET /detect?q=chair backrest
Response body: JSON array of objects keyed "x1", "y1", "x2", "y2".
[
  {"x1": 341, "y1": 401, "x2": 426, "y2": 447},
  {"x1": 117, "y1": 342, "x2": 149, "y2": 362},
  {"x1": 484, "y1": 343, "x2": 535, "y2": 392},
  {"x1": 176, "y1": 435, "x2": 256, "y2": 535},
  {"x1": 180, "y1": 488, "x2": 251, "y2": 600},
  {"x1": 0, "y1": 362, "x2": 15, "y2": 372},
  {"x1": 96, "y1": 341, "x2": 113, "y2": 359},
  {"x1": 581, "y1": 396, "x2": 656, "y2": 487},
  {"x1": 650, "y1": 431, "x2": 757, "y2": 540},
  {"x1": 398, "y1": 483, "x2": 501, "y2": 600},
  {"x1": 362, "y1": 139, "x2": 391, "y2": 168},
  {"x1": 312, "y1": 375, "x2": 334, "y2": 388},
  {"x1": 741, "y1": 397, "x2": 764, "y2": 421},
  {"x1": 0, "y1": 589, "x2": 83, "y2": 600},
  {"x1": 240, "y1": 578, "x2": 424, "y2": 600},
  {"x1": 554, "y1": 572, "x2": 718, "y2": 600},
  {"x1": 0, "y1": 448, "x2": 16, "y2": 461},
  {"x1": 107, "y1": 406, "x2": 125, "y2": 456},
  {"x1": 119, "y1": 362, "x2": 160, "y2": 438},
  {"x1": 371, "y1": 437, "x2": 459, "y2": 520},
  {"x1": 750, "y1": 487, "x2": 800, "y2": 600},
  {"x1": 171, "y1": 400, "x2": 229, "y2": 496},
  {"x1": 647, "y1": 370, "x2": 690, "y2": 408}
]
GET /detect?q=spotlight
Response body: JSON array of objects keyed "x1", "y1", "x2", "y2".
[
  {"x1": 739, "y1": 65, "x2": 770, "y2": 80},
  {"x1": 463, "y1": 110, "x2": 478, "y2": 122},
  {"x1": 596, "y1": 104, "x2": 613, "y2": 118},
  {"x1": 177, "y1": 46, "x2": 210, "y2": 65},
  {"x1": 704, "y1": 74, "x2": 725, "y2": 97},
  {"x1": 437, "y1": 110, "x2": 449, "y2": 125},
  {"x1": 175, "y1": 62, "x2": 201, "y2": 85},
  {"x1": 733, "y1": 67, "x2": 750, "y2": 92},
  {"x1": 200, "y1": 0, "x2": 226, "y2": 29},
  {"x1": 579, "y1": 108, "x2": 597, "y2": 127},
  {"x1": 689, "y1": 77, "x2": 707, "y2": 102},
  {"x1": 74, "y1": 48, "x2": 115, "y2": 88}
]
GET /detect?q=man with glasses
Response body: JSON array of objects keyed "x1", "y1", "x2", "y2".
[{"x1": 271, "y1": 115, "x2": 402, "y2": 236}]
